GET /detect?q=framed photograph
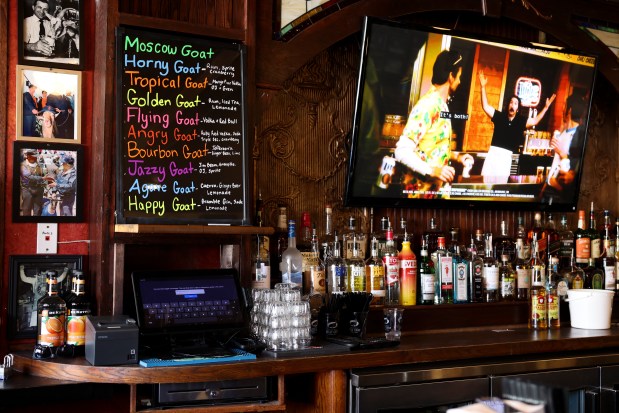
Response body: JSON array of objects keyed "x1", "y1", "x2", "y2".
[
  {"x1": 18, "y1": 0, "x2": 83, "y2": 69},
  {"x1": 7, "y1": 255, "x2": 84, "y2": 339},
  {"x1": 16, "y1": 65, "x2": 81, "y2": 142},
  {"x1": 13, "y1": 141, "x2": 84, "y2": 222}
]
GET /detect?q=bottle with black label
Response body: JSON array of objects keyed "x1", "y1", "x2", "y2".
[
  {"x1": 467, "y1": 235, "x2": 484, "y2": 303},
  {"x1": 37, "y1": 271, "x2": 67, "y2": 350},
  {"x1": 65, "y1": 270, "x2": 91, "y2": 355}
]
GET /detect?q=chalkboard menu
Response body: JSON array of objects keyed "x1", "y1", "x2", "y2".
[{"x1": 115, "y1": 27, "x2": 249, "y2": 225}]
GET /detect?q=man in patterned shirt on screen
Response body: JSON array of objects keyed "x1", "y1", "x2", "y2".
[{"x1": 394, "y1": 49, "x2": 473, "y2": 199}]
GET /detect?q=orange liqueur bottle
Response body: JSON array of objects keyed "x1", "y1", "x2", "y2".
[{"x1": 37, "y1": 271, "x2": 67, "y2": 349}]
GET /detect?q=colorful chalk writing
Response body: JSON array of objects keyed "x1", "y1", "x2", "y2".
[{"x1": 116, "y1": 27, "x2": 248, "y2": 224}]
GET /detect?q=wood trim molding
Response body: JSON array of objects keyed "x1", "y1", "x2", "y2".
[{"x1": 256, "y1": 0, "x2": 619, "y2": 90}]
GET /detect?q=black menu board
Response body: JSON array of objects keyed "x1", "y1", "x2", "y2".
[{"x1": 115, "y1": 27, "x2": 249, "y2": 225}]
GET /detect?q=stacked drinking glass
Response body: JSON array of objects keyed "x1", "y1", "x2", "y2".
[{"x1": 250, "y1": 283, "x2": 312, "y2": 351}]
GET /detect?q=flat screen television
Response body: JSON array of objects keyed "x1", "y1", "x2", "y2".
[{"x1": 345, "y1": 17, "x2": 597, "y2": 212}]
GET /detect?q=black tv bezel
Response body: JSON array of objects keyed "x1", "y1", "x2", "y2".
[{"x1": 344, "y1": 16, "x2": 598, "y2": 213}]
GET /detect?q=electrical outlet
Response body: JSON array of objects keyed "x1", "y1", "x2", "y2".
[{"x1": 37, "y1": 223, "x2": 58, "y2": 254}]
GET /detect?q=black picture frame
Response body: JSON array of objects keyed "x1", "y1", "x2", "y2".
[
  {"x1": 13, "y1": 141, "x2": 84, "y2": 222},
  {"x1": 18, "y1": 0, "x2": 83, "y2": 69},
  {"x1": 7, "y1": 254, "x2": 84, "y2": 340}
]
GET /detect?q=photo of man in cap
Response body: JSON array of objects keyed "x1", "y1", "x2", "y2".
[
  {"x1": 49, "y1": 154, "x2": 76, "y2": 216},
  {"x1": 19, "y1": 149, "x2": 49, "y2": 216}
]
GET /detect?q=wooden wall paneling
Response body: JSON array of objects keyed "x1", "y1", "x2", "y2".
[
  {"x1": 255, "y1": 39, "x2": 359, "y2": 233},
  {"x1": 0, "y1": 0, "x2": 7, "y2": 355},
  {"x1": 91, "y1": 0, "x2": 119, "y2": 316},
  {"x1": 118, "y1": 0, "x2": 242, "y2": 29},
  {"x1": 576, "y1": 76, "x2": 619, "y2": 214}
]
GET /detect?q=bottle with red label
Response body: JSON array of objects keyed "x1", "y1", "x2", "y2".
[
  {"x1": 575, "y1": 209, "x2": 591, "y2": 267},
  {"x1": 383, "y1": 226, "x2": 400, "y2": 305},
  {"x1": 398, "y1": 232, "x2": 417, "y2": 305}
]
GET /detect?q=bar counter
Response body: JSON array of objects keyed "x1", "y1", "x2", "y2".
[
  {"x1": 12, "y1": 326, "x2": 619, "y2": 384},
  {"x1": 10, "y1": 326, "x2": 619, "y2": 412}
]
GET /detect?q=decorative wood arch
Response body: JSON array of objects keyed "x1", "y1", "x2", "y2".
[{"x1": 257, "y1": 0, "x2": 619, "y2": 90}]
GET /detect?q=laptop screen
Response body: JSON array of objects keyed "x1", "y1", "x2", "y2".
[{"x1": 131, "y1": 268, "x2": 246, "y2": 336}]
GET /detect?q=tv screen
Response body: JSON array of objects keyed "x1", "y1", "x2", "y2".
[{"x1": 345, "y1": 17, "x2": 597, "y2": 211}]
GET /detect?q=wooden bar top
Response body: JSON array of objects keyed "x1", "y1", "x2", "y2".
[{"x1": 12, "y1": 326, "x2": 619, "y2": 385}]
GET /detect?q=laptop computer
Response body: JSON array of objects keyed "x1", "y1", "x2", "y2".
[{"x1": 131, "y1": 268, "x2": 248, "y2": 360}]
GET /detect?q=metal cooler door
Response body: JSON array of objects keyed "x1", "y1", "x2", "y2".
[{"x1": 349, "y1": 376, "x2": 489, "y2": 413}]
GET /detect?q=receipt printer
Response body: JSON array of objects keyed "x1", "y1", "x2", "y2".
[{"x1": 85, "y1": 315, "x2": 139, "y2": 366}]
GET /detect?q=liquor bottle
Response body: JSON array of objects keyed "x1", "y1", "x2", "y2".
[
  {"x1": 383, "y1": 226, "x2": 400, "y2": 305},
  {"x1": 62, "y1": 272, "x2": 77, "y2": 304},
  {"x1": 366, "y1": 237, "x2": 385, "y2": 305},
  {"x1": 574, "y1": 209, "x2": 591, "y2": 267},
  {"x1": 251, "y1": 234, "x2": 271, "y2": 289},
  {"x1": 280, "y1": 220, "x2": 303, "y2": 289},
  {"x1": 467, "y1": 236, "x2": 484, "y2": 303},
  {"x1": 37, "y1": 271, "x2": 67, "y2": 349},
  {"x1": 515, "y1": 233, "x2": 532, "y2": 301},
  {"x1": 398, "y1": 233, "x2": 417, "y2": 305},
  {"x1": 433, "y1": 236, "x2": 453, "y2": 304},
  {"x1": 600, "y1": 237, "x2": 616, "y2": 292},
  {"x1": 65, "y1": 270, "x2": 91, "y2": 355},
  {"x1": 326, "y1": 232, "x2": 347, "y2": 298},
  {"x1": 309, "y1": 228, "x2": 326, "y2": 298},
  {"x1": 545, "y1": 213, "x2": 560, "y2": 259},
  {"x1": 515, "y1": 217, "x2": 531, "y2": 261},
  {"x1": 394, "y1": 217, "x2": 409, "y2": 253},
  {"x1": 254, "y1": 189, "x2": 264, "y2": 227},
  {"x1": 346, "y1": 236, "x2": 366, "y2": 293},
  {"x1": 344, "y1": 216, "x2": 367, "y2": 260},
  {"x1": 546, "y1": 256, "x2": 560, "y2": 329},
  {"x1": 557, "y1": 214, "x2": 574, "y2": 270},
  {"x1": 271, "y1": 205, "x2": 288, "y2": 285},
  {"x1": 499, "y1": 254, "x2": 516, "y2": 301},
  {"x1": 447, "y1": 227, "x2": 461, "y2": 255},
  {"x1": 473, "y1": 229, "x2": 486, "y2": 258},
  {"x1": 453, "y1": 246, "x2": 470, "y2": 303},
  {"x1": 418, "y1": 236, "x2": 436, "y2": 305},
  {"x1": 528, "y1": 212, "x2": 547, "y2": 264},
  {"x1": 299, "y1": 213, "x2": 317, "y2": 294},
  {"x1": 321, "y1": 204, "x2": 334, "y2": 261},
  {"x1": 529, "y1": 266, "x2": 548, "y2": 330},
  {"x1": 583, "y1": 258, "x2": 604, "y2": 289},
  {"x1": 570, "y1": 251, "x2": 585, "y2": 290},
  {"x1": 548, "y1": 254, "x2": 568, "y2": 303},
  {"x1": 494, "y1": 220, "x2": 516, "y2": 263},
  {"x1": 600, "y1": 210, "x2": 615, "y2": 258},
  {"x1": 375, "y1": 216, "x2": 390, "y2": 258},
  {"x1": 298, "y1": 212, "x2": 312, "y2": 249},
  {"x1": 588, "y1": 202, "x2": 601, "y2": 260},
  {"x1": 530, "y1": 234, "x2": 546, "y2": 287},
  {"x1": 482, "y1": 233, "x2": 499, "y2": 303},
  {"x1": 424, "y1": 217, "x2": 443, "y2": 256}
]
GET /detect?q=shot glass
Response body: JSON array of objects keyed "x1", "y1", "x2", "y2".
[{"x1": 383, "y1": 308, "x2": 404, "y2": 341}]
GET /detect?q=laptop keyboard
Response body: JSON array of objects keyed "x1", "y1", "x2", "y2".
[{"x1": 143, "y1": 299, "x2": 238, "y2": 326}]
